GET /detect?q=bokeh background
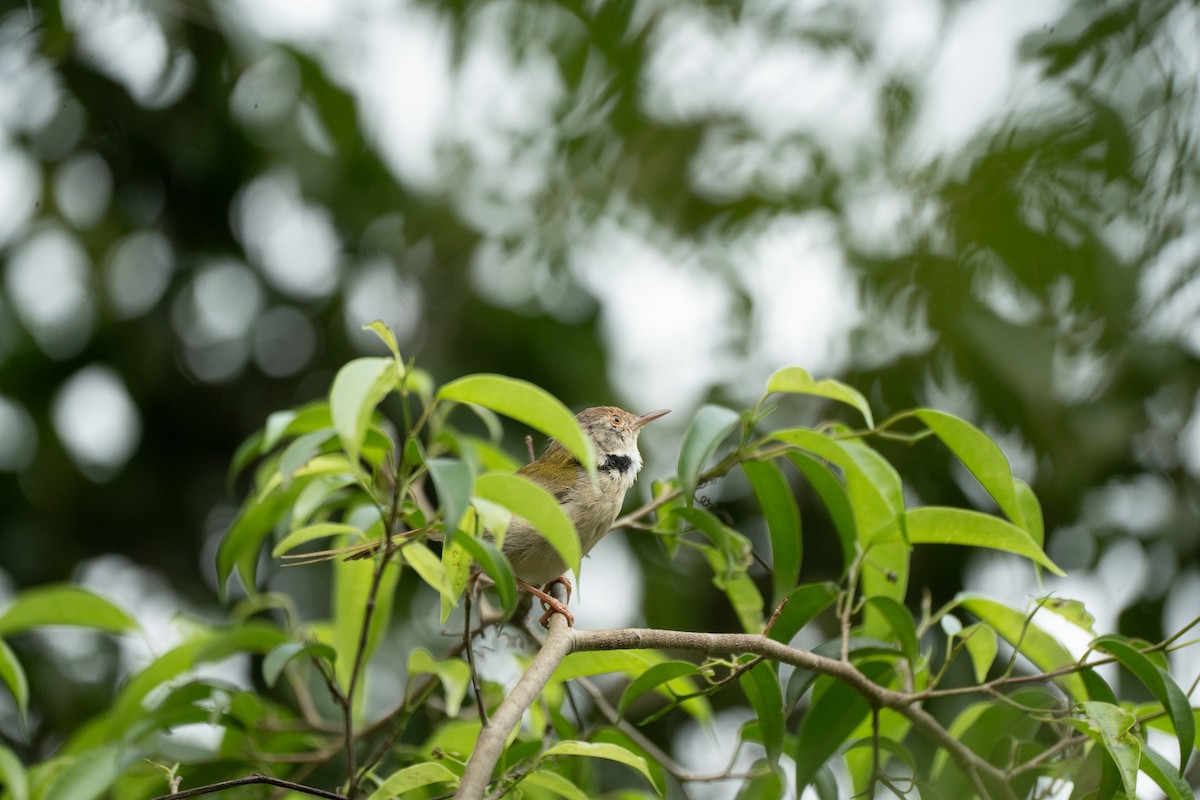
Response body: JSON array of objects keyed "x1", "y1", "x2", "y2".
[{"x1": 2, "y1": 0, "x2": 1200, "y2": 788}]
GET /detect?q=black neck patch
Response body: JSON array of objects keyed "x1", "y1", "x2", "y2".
[{"x1": 601, "y1": 454, "x2": 633, "y2": 474}]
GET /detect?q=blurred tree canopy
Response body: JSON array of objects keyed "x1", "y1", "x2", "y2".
[{"x1": 1, "y1": 0, "x2": 1199, "y2": 763}]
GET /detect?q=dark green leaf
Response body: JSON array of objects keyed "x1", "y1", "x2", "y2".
[
  {"x1": 455, "y1": 532, "x2": 518, "y2": 618},
  {"x1": 742, "y1": 458, "x2": 801, "y2": 601},
  {"x1": 1139, "y1": 745, "x2": 1193, "y2": 800},
  {"x1": 794, "y1": 662, "x2": 891, "y2": 793},
  {"x1": 618, "y1": 661, "x2": 700, "y2": 719},
  {"x1": 786, "y1": 452, "x2": 855, "y2": 566},
  {"x1": 768, "y1": 581, "x2": 837, "y2": 644},
  {"x1": 1092, "y1": 634, "x2": 1194, "y2": 766},
  {"x1": 865, "y1": 596, "x2": 920, "y2": 667},
  {"x1": 677, "y1": 404, "x2": 740, "y2": 505},
  {"x1": 913, "y1": 409, "x2": 1023, "y2": 525},
  {"x1": 739, "y1": 661, "x2": 784, "y2": 763}
]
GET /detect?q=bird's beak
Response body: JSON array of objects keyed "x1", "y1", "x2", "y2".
[{"x1": 632, "y1": 409, "x2": 671, "y2": 430}]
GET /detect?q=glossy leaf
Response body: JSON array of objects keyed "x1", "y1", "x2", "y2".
[
  {"x1": 0, "y1": 585, "x2": 137, "y2": 637},
  {"x1": 1140, "y1": 746, "x2": 1193, "y2": 800},
  {"x1": 913, "y1": 409, "x2": 1023, "y2": 525},
  {"x1": 262, "y1": 641, "x2": 336, "y2": 687},
  {"x1": 555, "y1": 651, "x2": 710, "y2": 722},
  {"x1": 677, "y1": 404, "x2": 740, "y2": 504},
  {"x1": 332, "y1": 540, "x2": 400, "y2": 704},
  {"x1": 1014, "y1": 478, "x2": 1045, "y2": 547},
  {"x1": 403, "y1": 542, "x2": 453, "y2": 600},
  {"x1": 619, "y1": 661, "x2": 700, "y2": 722},
  {"x1": 767, "y1": 367, "x2": 874, "y2": 428},
  {"x1": 538, "y1": 741, "x2": 657, "y2": 790},
  {"x1": 742, "y1": 458, "x2": 801, "y2": 600},
  {"x1": 1040, "y1": 597, "x2": 1096, "y2": 633},
  {"x1": 739, "y1": 661, "x2": 784, "y2": 763},
  {"x1": 0, "y1": 639, "x2": 28, "y2": 726},
  {"x1": 409, "y1": 648, "x2": 471, "y2": 718},
  {"x1": 427, "y1": 457, "x2": 474, "y2": 533},
  {"x1": 956, "y1": 594, "x2": 1087, "y2": 701},
  {"x1": 366, "y1": 762, "x2": 459, "y2": 800},
  {"x1": 0, "y1": 743, "x2": 26, "y2": 800},
  {"x1": 438, "y1": 374, "x2": 595, "y2": 481},
  {"x1": 455, "y1": 529, "x2": 517, "y2": 618},
  {"x1": 767, "y1": 581, "x2": 838, "y2": 644},
  {"x1": 330, "y1": 356, "x2": 399, "y2": 464},
  {"x1": 1093, "y1": 634, "x2": 1194, "y2": 766},
  {"x1": 906, "y1": 506, "x2": 1063, "y2": 575},
  {"x1": 474, "y1": 471, "x2": 580, "y2": 578}
]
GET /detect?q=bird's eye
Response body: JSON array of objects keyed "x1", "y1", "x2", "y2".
[{"x1": 611, "y1": 414, "x2": 622, "y2": 426}]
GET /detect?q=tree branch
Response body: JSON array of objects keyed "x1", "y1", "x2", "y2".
[{"x1": 150, "y1": 774, "x2": 346, "y2": 800}]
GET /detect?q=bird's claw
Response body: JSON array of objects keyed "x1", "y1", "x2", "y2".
[{"x1": 517, "y1": 577, "x2": 575, "y2": 627}]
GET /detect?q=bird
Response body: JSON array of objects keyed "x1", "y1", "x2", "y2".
[
  {"x1": 503, "y1": 406, "x2": 669, "y2": 626},
  {"x1": 283, "y1": 405, "x2": 669, "y2": 627}
]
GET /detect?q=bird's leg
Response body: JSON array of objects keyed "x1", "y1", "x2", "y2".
[{"x1": 516, "y1": 578, "x2": 574, "y2": 627}]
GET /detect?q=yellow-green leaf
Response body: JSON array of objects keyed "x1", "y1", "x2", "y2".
[
  {"x1": 474, "y1": 471, "x2": 580, "y2": 578},
  {"x1": 767, "y1": 367, "x2": 874, "y2": 428},
  {"x1": 330, "y1": 356, "x2": 399, "y2": 464},
  {"x1": 905, "y1": 507, "x2": 1063, "y2": 575},
  {"x1": 365, "y1": 762, "x2": 459, "y2": 800},
  {"x1": 538, "y1": 741, "x2": 657, "y2": 791},
  {"x1": 0, "y1": 586, "x2": 138, "y2": 637}
]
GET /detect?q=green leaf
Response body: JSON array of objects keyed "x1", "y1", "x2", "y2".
[
  {"x1": 0, "y1": 742, "x2": 27, "y2": 800},
  {"x1": 1092, "y1": 634, "x2": 1194, "y2": 766},
  {"x1": 474, "y1": 471, "x2": 580, "y2": 578},
  {"x1": 956, "y1": 623, "x2": 998, "y2": 684},
  {"x1": 618, "y1": 661, "x2": 700, "y2": 719},
  {"x1": 1039, "y1": 597, "x2": 1096, "y2": 633},
  {"x1": 956, "y1": 594, "x2": 1087, "y2": 701},
  {"x1": 402, "y1": 542, "x2": 453, "y2": 600},
  {"x1": 408, "y1": 648, "x2": 471, "y2": 718},
  {"x1": 278, "y1": 428, "x2": 336, "y2": 487},
  {"x1": 1014, "y1": 479, "x2": 1045, "y2": 547},
  {"x1": 538, "y1": 741, "x2": 657, "y2": 791},
  {"x1": 272, "y1": 523, "x2": 364, "y2": 558},
  {"x1": 1077, "y1": 701, "x2": 1140, "y2": 798},
  {"x1": 330, "y1": 356, "x2": 399, "y2": 464},
  {"x1": 913, "y1": 409, "x2": 1023, "y2": 525},
  {"x1": 785, "y1": 452, "x2": 856, "y2": 566},
  {"x1": 739, "y1": 661, "x2": 785, "y2": 763},
  {"x1": 427, "y1": 458, "x2": 474, "y2": 532},
  {"x1": 365, "y1": 761, "x2": 459, "y2": 800},
  {"x1": 33, "y1": 745, "x2": 121, "y2": 800},
  {"x1": 742, "y1": 459, "x2": 801, "y2": 601},
  {"x1": 905, "y1": 507, "x2": 1063, "y2": 575},
  {"x1": 331, "y1": 538, "x2": 399, "y2": 705},
  {"x1": 0, "y1": 585, "x2": 138, "y2": 636},
  {"x1": 672, "y1": 507, "x2": 754, "y2": 576},
  {"x1": 554, "y1": 650, "x2": 710, "y2": 722},
  {"x1": 767, "y1": 367, "x2": 874, "y2": 428},
  {"x1": 362, "y1": 320, "x2": 403, "y2": 363},
  {"x1": 438, "y1": 374, "x2": 596, "y2": 481},
  {"x1": 454, "y1": 530, "x2": 517, "y2": 618},
  {"x1": 1140, "y1": 746, "x2": 1193, "y2": 800},
  {"x1": 0, "y1": 639, "x2": 28, "y2": 727},
  {"x1": 767, "y1": 582, "x2": 838, "y2": 644},
  {"x1": 865, "y1": 597, "x2": 920, "y2": 667},
  {"x1": 794, "y1": 662, "x2": 891, "y2": 793},
  {"x1": 677, "y1": 404, "x2": 740, "y2": 504},
  {"x1": 262, "y1": 641, "x2": 337, "y2": 687},
  {"x1": 932, "y1": 689, "x2": 1054, "y2": 796},
  {"x1": 522, "y1": 770, "x2": 589, "y2": 800}
]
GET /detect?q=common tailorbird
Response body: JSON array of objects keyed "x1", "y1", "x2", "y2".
[{"x1": 505, "y1": 405, "x2": 669, "y2": 626}]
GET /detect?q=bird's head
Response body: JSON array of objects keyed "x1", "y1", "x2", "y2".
[{"x1": 576, "y1": 406, "x2": 670, "y2": 472}]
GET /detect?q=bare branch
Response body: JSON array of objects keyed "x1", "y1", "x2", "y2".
[{"x1": 149, "y1": 774, "x2": 346, "y2": 800}]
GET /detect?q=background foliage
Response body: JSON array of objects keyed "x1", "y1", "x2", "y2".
[{"x1": 1, "y1": 0, "x2": 1200, "y2": 796}]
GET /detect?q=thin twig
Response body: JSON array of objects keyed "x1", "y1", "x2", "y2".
[{"x1": 149, "y1": 774, "x2": 346, "y2": 800}]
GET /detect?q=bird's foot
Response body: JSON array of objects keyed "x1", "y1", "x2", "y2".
[{"x1": 517, "y1": 578, "x2": 574, "y2": 627}]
